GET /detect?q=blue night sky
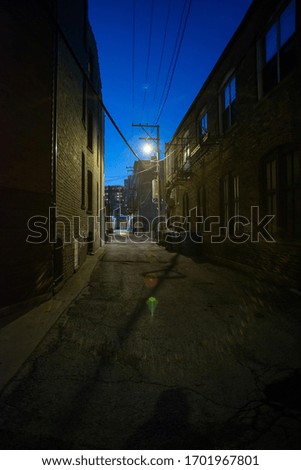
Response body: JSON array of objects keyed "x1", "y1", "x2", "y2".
[{"x1": 88, "y1": 0, "x2": 253, "y2": 186}]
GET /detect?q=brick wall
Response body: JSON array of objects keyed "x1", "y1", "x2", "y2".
[
  {"x1": 0, "y1": 0, "x2": 104, "y2": 312},
  {"x1": 56, "y1": 11, "x2": 103, "y2": 282},
  {"x1": 165, "y1": 0, "x2": 301, "y2": 285}
]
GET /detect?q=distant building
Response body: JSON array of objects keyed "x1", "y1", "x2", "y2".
[
  {"x1": 105, "y1": 185, "x2": 125, "y2": 217},
  {"x1": 165, "y1": 0, "x2": 301, "y2": 283},
  {"x1": 129, "y1": 159, "x2": 158, "y2": 232},
  {"x1": 124, "y1": 175, "x2": 135, "y2": 216},
  {"x1": 0, "y1": 0, "x2": 104, "y2": 312}
]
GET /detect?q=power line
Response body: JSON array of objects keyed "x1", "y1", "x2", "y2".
[
  {"x1": 154, "y1": 0, "x2": 188, "y2": 122},
  {"x1": 152, "y1": 0, "x2": 171, "y2": 105},
  {"x1": 141, "y1": 0, "x2": 154, "y2": 120},
  {"x1": 105, "y1": 163, "x2": 157, "y2": 184},
  {"x1": 132, "y1": 0, "x2": 136, "y2": 123},
  {"x1": 155, "y1": 0, "x2": 193, "y2": 124}
]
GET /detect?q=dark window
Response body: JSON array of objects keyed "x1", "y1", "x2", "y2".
[
  {"x1": 183, "y1": 193, "x2": 189, "y2": 226},
  {"x1": 198, "y1": 186, "x2": 206, "y2": 218},
  {"x1": 82, "y1": 78, "x2": 86, "y2": 126},
  {"x1": 97, "y1": 129, "x2": 100, "y2": 166},
  {"x1": 87, "y1": 170, "x2": 93, "y2": 213},
  {"x1": 262, "y1": 1, "x2": 296, "y2": 95},
  {"x1": 220, "y1": 174, "x2": 237, "y2": 233},
  {"x1": 183, "y1": 130, "x2": 190, "y2": 164},
  {"x1": 222, "y1": 75, "x2": 236, "y2": 132},
  {"x1": 200, "y1": 112, "x2": 208, "y2": 142},
  {"x1": 222, "y1": 175, "x2": 229, "y2": 225},
  {"x1": 97, "y1": 182, "x2": 99, "y2": 215},
  {"x1": 81, "y1": 153, "x2": 86, "y2": 208},
  {"x1": 88, "y1": 48, "x2": 94, "y2": 81},
  {"x1": 265, "y1": 157, "x2": 277, "y2": 233},
  {"x1": 233, "y1": 175, "x2": 239, "y2": 217},
  {"x1": 262, "y1": 148, "x2": 301, "y2": 237},
  {"x1": 87, "y1": 111, "x2": 93, "y2": 151}
]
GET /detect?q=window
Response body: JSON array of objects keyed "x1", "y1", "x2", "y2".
[
  {"x1": 97, "y1": 182, "x2": 99, "y2": 215},
  {"x1": 87, "y1": 170, "x2": 93, "y2": 213},
  {"x1": 262, "y1": 148, "x2": 301, "y2": 237},
  {"x1": 221, "y1": 75, "x2": 236, "y2": 132},
  {"x1": 265, "y1": 157, "x2": 277, "y2": 233},
  {"x1": 81, "y1": 153, "x2": 85, "y2": 208},
  {"x1": 200, "y1": 112, "x2": 208, "y2": 141},
  {"x1": 220, "y1": 174, "x2": 238, "y2": 232},
  {"x1": 82, "y1": 78, "x2": 86, "y2": 126},
  {"x1": 88, "y1": 48, "x2": 94, "y2": 81},
  {"x1": 198, "y1": 186, "x2": 206, "y2": 218},
  {"x1": 284, "y1": 152, "x2": 301, "y2": 235},
  {"x1": 233, "y1": 175, "x2": 239, "y2": 217},
  {"x1": 183, "y1": 130, "x2": 190, "y2": 163},
  {"x1": 183, "y1": 193, "x2": 189, "y2": 223},
  {"x1": 222, "y1": 175, "x2": 229, "y2": 225},
  {"x1": 260, "y1": 1, "x2": 296, "y2": 96},
  {"x1": 87, "y1": 111, "x2": 93, "y2": 151},
  {"x1": 166, "y1": 150, "x2": 172, "y2": 177},
  {"x1": 97, "y1": 128, "x2": 100, "y2": 166}
]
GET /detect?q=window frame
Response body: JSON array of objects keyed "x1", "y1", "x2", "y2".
[
  {"x1": 81, "y1": 153, "x2": 86, "y2": 209},
  {"x1": 219, "y1": 73, "x2": 237, "y2": 134},
  {"x1": 87, "y1": 110, "x2": 93, "y2": 152},
  {"x1": 87, "y1": 170, "x2": 93, "y2": 214},
  {"x1": 257, "y1": 0, "x2": 296, "y2": 98},
  {"x1": 199, "y1": 110, "x2": 208, "y2": 143},
  {"x1": 82, "y1": 77, "x2": 86, "y2": 127},
  {"x1": 261, "y1": 147, "x2": 301, "y2": 238},
  {"x1": 183, "y1": 130, "x2": 190, "y2": 164}
]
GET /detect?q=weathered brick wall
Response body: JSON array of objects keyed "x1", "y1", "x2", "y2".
[
  {"x1": 0, "y1": 0, "x2": 104, "y2": 311},
  {"x1": 56, "y1": 30, "x2": 102, "y2": 282},
  {"x1": 165, "y1": 0, "x2": 301, "y2": 285}
]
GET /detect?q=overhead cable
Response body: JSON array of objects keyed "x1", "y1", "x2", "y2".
[
  {"x1": 155, "y1": 0, "x2": 193, "y2": 124},
  {"x1": 132, "y1": 0, "x2": 136, "y2": 123},
  {"x1": 152, "y1": 0, "x2": 171, "y2": 105},
  {"x1": 141, "y1": 0, "x2": 154, "y2": 119}
]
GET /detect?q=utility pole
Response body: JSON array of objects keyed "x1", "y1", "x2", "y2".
[{"x1": 132, "y1": 124, "x2": 161, "y2": 226}]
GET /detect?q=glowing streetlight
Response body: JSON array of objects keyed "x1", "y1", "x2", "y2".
[{"x1": 142, "y1": 142, "x2": 153, "y2": 155}]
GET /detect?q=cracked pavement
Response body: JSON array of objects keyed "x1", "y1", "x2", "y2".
[{"x1": 0, "y1": 237, "x2": 300, "y2": 449}]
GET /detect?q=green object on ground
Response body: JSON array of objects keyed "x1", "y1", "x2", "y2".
[{"x1": 146, "y1": 297, "x2": 158, "y2": 316}]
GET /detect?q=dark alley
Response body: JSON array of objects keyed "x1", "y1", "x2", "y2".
[{"x1": 0, "y1": 239, "x2": 300, "y2": 450}]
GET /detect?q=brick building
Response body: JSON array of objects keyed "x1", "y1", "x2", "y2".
[
  {"x1": 129, "y1": 159, "x2": 158, "y2": 233},
  {"x1": 0, "y1": 0, "x2": 104, "y2": 313},
  {"x1": 165, "y1": 0, "x2": 301, "y2": 283},
  {"x1": 105, "y1": 185, "x2": 125, "y2": 217}
]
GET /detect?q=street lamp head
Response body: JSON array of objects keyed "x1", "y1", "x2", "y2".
[{"x1": 142, "y1": 143, "x2": 153, "y2": 155}]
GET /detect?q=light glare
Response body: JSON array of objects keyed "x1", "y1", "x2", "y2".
[{"x1": 143, "y1": 143, "x2": 153, "y2": 155}]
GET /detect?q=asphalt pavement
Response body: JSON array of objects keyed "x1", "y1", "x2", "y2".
[{"x1": 0, "y1": 236, "x2": 300, "y2": 449}]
